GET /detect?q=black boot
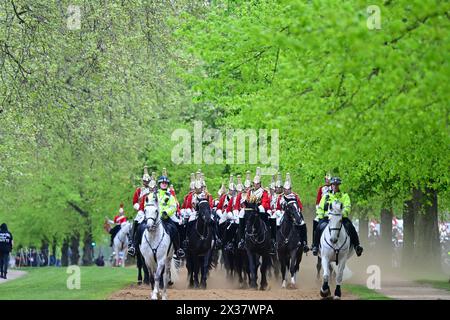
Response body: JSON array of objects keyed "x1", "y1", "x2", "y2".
[
  {"x1": 296, "y1": 224, "x2": 309, "y2": 252},
  {"x1": 343, "y1": 218, "x2": 363, "y2": 256},
  {"x1": 238, "y1": 217, "x2": 245, "y2": 249},
  {"x1": 128, "y1": 221, "x2": 139, "y2": 256},
  {"x1": 269, "y1": 218, "x2": 277, "y2": 255},
  {"x1": 312, "y1": 221, "x2": 324, "y2": 256}
]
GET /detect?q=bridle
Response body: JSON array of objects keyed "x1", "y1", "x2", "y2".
[
  {"x1": 279, "y1": 200, "x2": 300, "y2": 245},
  {"x1": 195, "y1": 199, "x2": 210, "y2": 241},
  {"x1": 245, "y1": 207, "x2": 267, "y2": 245},
  {"x1": 324, "y1": 210, "x2": 348, "y2": 265}
]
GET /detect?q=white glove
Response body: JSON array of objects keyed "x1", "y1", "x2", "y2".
[
  {"x1": 133, "y1": 203, "x2": 140, "y2": 211},
  {"x1": 258, "y1": 205, "x2": 265, "y2": 213},
  {"x1": 238, "y1": 209, "x2": 245, "y2": 218},
  {"x1": 135, "y1": 210, "x2": 145, "y2": 223}
]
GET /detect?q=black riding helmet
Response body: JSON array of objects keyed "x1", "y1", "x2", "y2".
[{"x1": 331, "y1": 177, "x2": 342, "y2": 185}]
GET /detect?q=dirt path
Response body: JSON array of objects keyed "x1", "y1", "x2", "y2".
[
  {"x1": 109, "y1": 255, "x2": 357, "y2": 300},
  {"x1": 0, "y1": 270, "x2": 27, "y2": 284},
  {"x1": 376, "y1": 280, "x2": 450, "y2": 300}
]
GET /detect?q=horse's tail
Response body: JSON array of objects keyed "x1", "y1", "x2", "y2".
[{"x1": 170, "y1": 255, "x2": 180, "y2": 282}]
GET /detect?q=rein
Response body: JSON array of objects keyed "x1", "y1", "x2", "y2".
[
  {"x1": 325, "y1": 213, "x2": 349, "y2": 265},
  {"x1": 195, "y1": 200, "x2": 210, "y2": 241},
  {"x1": 245, "y1": 210, "x2": 267, "y2": 245}
]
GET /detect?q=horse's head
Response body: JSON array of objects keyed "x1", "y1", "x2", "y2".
[
  {"x1": 145, "y1": 195, "x2": 160, "y2": 231},
  {"x1": 196, "y1": 199, "x2": 211, "y2": 224},
  {"x1": 328, "y1": 200, "x2": 343, "y2": 244},
  {"x1": 284, "y1": 198, "x2": 302, "y2": 225}
]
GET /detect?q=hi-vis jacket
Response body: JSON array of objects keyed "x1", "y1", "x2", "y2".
[{"x1": 316, "y1": 191, "x2": 351, "y2": 219}]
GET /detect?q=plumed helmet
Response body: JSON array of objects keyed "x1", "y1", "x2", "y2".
[
  {"x1": 236, "y1": 175, "x2": 244, "y2": 192},
  {"x1": 189, "y1": 173, "x2": 196, "y2": 190},
  {"x1": 218, "y1": 181, "x2": 226, "y2": 197},
  {"x1": 253, "y1": 167, "x2": 262, "y2": 184},
  {"x1": 283, "y1": 172, "x2": 292, "y2": 189},
  {"x1": 269, "y1": 174, "x2": 276, "y2": 190},
  {"x1": 142, "y1": 165, "x2": 151, "y2": 182},
  {"x1": 119, "y1": 203, "x2": 124, "y2": 214},
  {"x1": 228, "y1": 174, "x2": 236, "y2": 191},
  {"x1": 244, "y1": 171, "x2": 251, "y2": 188},
  {"x1": 149, "y1": 172, "x2": 157, "y2": 188},
  {"x1": 194, "y1": 170, "x2": 203, "y2": 190},
  {"x1": 275, "y1": 171, "x2": 283, "y2": 188}
]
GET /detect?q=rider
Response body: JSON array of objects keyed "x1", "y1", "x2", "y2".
[
  {"x1": 313, "y1": 173, "x2": 332, "y2": 247},
  {"x1": 272, "y1": 172, "x2": 283, "y2": 226},
  {"x1": 180, "y1": 173, "x2": 196, "y2": 250},
  {"x1": 311, "y1": 177, "x2": 363, "y2": 257},
  {"x1": 216, "y1": 175, "x2": 239, "y2": 225},
  {"x1": 276, "y1": 173, "x2": 309, "y2": 252},
  {"x1": 238, "y1": 167, "x2": 277, "y2": 255},
  {"x1": 141, "y1": 168, "x2": 186, "y2": 259},
  {"x1": 107, "y1": 204, "x2": 127, "y2": 247},
  {"x1": 128, "y1": 166, "x2": 155, "y2": 256}
]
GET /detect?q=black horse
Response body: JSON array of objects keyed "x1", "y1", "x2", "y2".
[
  {"x1": 244, "y1": 203, "x2": 271, "y2": 290},
  {"x1": 135, "y1": 222, "x2": 150, "y2": 285},
  {"x1": 277, "y1": 200, "x2": 305, "y2": 289},
  {"x1": 235, "y1": 222, "x2": 251, "y2": 288},
  {"x1": 219, "y1": 219, "x2": 239, "y2": 279},
  {"x1": 186, "y1": 200, "x2": 214, "y2": 289}
]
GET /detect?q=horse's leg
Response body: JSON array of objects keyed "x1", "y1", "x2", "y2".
[
  {"x1": 201, "y1": 254, "x2": 208, "y2": 289},
  {"x1": 246, "y1": 251, "x2": 257, "y2": 289},
  {"x1": 260, "y1": 255, "x2": 269, "y2": 291},
  {"x1": 151, "y1": 260, "x2": 164, "y2": 300},
  {"x1": 320, "y1": 255, "x2": 331, "y2": 298},
  {"x1": 334, "y1": 259, "x2": 346, "y2": 299},
  {"x1": 162, "y1": 257, "x2": 171, "y2": 300},
  {"x1": 193, "y1": 256, "x2": 200, "y2": 289},
  {"x1": 316, "y1": 256, "x2": 322, "y2": 281},
  {"x1": 279, "y1": 250, "x2": 287, "y2": 288},
  {"x1": 289, "y1": 249, "x2": 297, "y2": 289}
]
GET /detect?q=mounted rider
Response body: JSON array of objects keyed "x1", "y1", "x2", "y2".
[
  {"x1": 238, "y1": 167, "x2": 277, "y2": 255},
  {"x1": 106, "y1": 203, "x2": 128, "y2": 247},
  {"x1": 313, "y1": 173, "x2": 332, "y2": 246},
  {"x1": 128, "y1": 166, "x2": 155, "y2": 256},
  {"x1": 216, "y1": 175, "x2": 239, "y2": 225},
  {"x1": 139, "y1": 168, "x2": 186, "y2": 259},
  {"x1": 272, "y1": 172, "x2": 284, "y2": 225},
  {"x1": 275, "y1": 173, "x2": 309, "y2": 252},
  {"x1": 311, "y1": 177, "x2": 363, "y2": 257}
]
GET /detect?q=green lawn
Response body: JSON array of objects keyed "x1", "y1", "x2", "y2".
[
  {"x1": 416, "y1": 279, "x2": 450, "y2": 292},
  {"x1": 0, "y1": 266, "x2": 136, "y2": 300},
  {"x1": 344, "y1": 284, "x2": 392, "y2": 300}
]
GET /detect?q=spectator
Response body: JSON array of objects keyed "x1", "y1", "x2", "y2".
[{"x1": 0, "y1": 223, "x2": 14, "y2": 279}]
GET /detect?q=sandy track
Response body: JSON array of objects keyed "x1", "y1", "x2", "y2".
[{"x1": 109, "y1": 255, "x2": 357, "y2": 300}]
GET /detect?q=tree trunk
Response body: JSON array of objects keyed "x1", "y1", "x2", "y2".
[
  {"x1": 415, "y1": 188, "x2": 441, "y2": 273},
  {"x1": 40, "y1": 239, "x2": 49, "y2": 266},
  {"x1": 70, "y1": 233, "x2": 80, "y2": 265},
  {"x1": 359, "y1": 210, "x2": 369, "y2": 247},
  {"x1": 82, "y1": 226, "x2": 94, "y2": 266},
  {"x1": 402, "y1": 188, "x2": 421, "y2": 269},
  {"x1": 61, "y1": 239, "x2": 69, "y2": 267},
  {"x1": 380, "y1": 207, "x2": 392, "y2": 265}
]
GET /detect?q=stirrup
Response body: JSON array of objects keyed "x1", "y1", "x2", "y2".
[
  {"x1": 176, "y1": 248, "x2": 185, "y2": 259},
  {"x1": 312, "y1": 246, "x2": 319, "y2": 256},
  {"x1": 127, "y1": 246, "x2": 136, "y2": 257}
]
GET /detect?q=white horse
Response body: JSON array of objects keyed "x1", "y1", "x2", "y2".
[
  {"x1": 319, "y1": 200, "x2": 354, "y2": 299},
  {"x1": 139, "y1": 196, "x2": 177, "y2": 300},
  {"x1": 113, "y1": 221, "x2": 131, "y2": 267}
]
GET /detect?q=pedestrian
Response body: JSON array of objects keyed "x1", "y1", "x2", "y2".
[{"x1": 0, "y1": 223, "x2": 14, "y2": 279}]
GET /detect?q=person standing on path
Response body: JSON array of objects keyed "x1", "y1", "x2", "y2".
[{"x1": 0, "y1": 223, "x2": 13, "y2": 279}]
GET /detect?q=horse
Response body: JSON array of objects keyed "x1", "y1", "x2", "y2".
[
  {"x1": 139, "y1": 196, "x2": 178, "y2": 300},
  {"x1": 218, "y1": 217, "x2": 239, "y2": 280},
  {"x1": 186, "y1": 199, "x2": 214, "y2": 289},
  {"x1": 112, "y1": 221, "x2": 131, "y2": 267},
  {"x1": 276, "y1": 200, "x2": 305, "y2": 289},
  {"x1": 319, "y1": 200, "x2": 354, "y2": 299},
  {"x1": 134, "y1": 222, "x2": 150, "y2": 285},
  {"x1": 244, "y1": 203, "x2": 272, "y2": 290}
]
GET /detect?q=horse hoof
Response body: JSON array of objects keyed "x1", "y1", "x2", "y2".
[
  {"x1": 137, "y1": 280, "x2": 142, "y2": 286},
  {"x1": 260, "y1": 285, "x2": 267, "y2": 291},
  {"x1": 168, "y1": 280, "x2": 174, "y2": 286},
  {"x1": 281, "y1": 280, "x2": 286, "y2": 289},
  {"x1": 162, "y1": 295, "x2": 168, "y2": 300},
  {"x1": 320, "y1": 289, "x2": 330, "y2": 298},
  {"x1": 150, "y1": 294, "x2": 158, "y2": 300},
  {"x1": 333, "y1": 296, "x2": 341, "y2": 300}
]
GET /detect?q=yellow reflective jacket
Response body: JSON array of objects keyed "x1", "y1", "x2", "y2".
[
  {"x1": 157, "y1": 188, "x2": 177, "y2": 219},
  {"x1": 316, "y1": 191, "x2": 351, "y2": 219}
]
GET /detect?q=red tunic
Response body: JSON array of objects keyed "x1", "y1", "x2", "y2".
[
  {"x1": 246, "y1": 188, "x2": 271, "y2": 212},
  {"x1": 114, "y1": 215, "x2": 127, "y2": 224}
]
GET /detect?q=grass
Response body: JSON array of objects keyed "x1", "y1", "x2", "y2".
[
  {"x1": 0, "y1": 266, "x2": 136, "y2": 300},
  {"x1": 344, "y1": 284, "x2": 392, "y2": 300},
  {"x1": 416, "y1": 279, "x2": 450, "y2": 292}
]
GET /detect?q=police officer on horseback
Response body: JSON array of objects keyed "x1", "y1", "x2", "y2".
[{"x1": 311, "y1": 177, "x2": 363, "y2": 257}]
